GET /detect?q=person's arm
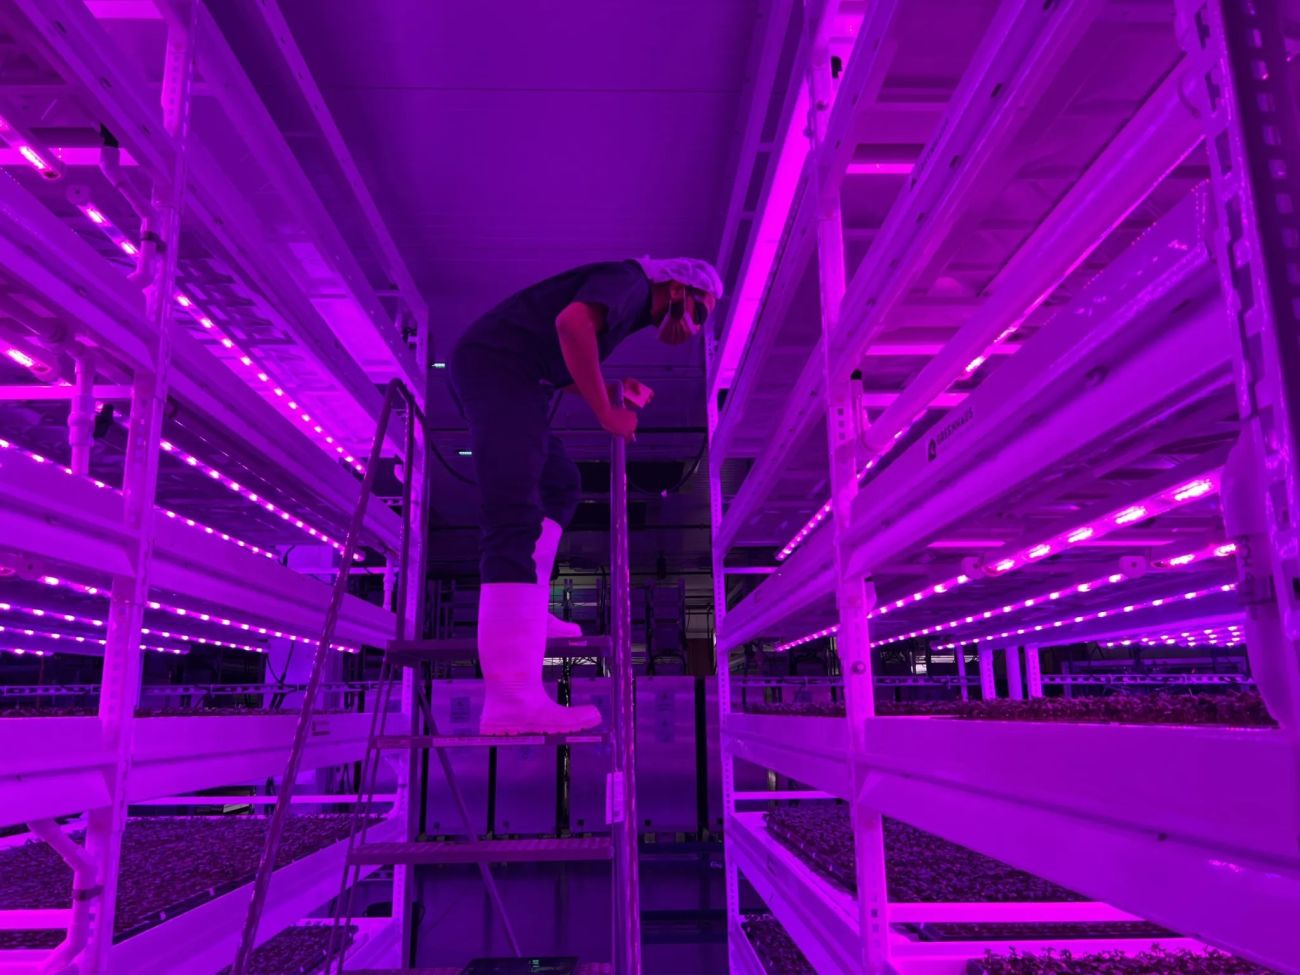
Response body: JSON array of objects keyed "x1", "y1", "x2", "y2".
[{"x1": 556, "y1": 301, "x2": 638, "y2": 439}]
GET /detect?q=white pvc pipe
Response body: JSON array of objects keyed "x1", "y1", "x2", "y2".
[
  {"x1": 68, "y1": 350, "x2": 95, "y2": 477},
  {"x1": 1025, "y1": 645, "x2": 1043, "y2": 699},
  {"x1": 955, "y1": 645, "x2": 970, "y2": 702},
  {"x1": 27, "y1": 819, "x2": 97, "y2": 975},
  {"x1": 978, "y1": 646, "x2": 997, "y2": 700},
  {"x1": 1005, "y1": 646, "x2": 1024, "y2": 701}
]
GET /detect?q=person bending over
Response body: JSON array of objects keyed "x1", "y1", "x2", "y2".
[{"x1": 449, "y1": 257, "x2": 722, "y2": 735}]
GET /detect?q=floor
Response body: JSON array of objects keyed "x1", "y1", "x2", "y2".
[{"x1": 414, "y1": 852, "x2": 728, "y2": 974}]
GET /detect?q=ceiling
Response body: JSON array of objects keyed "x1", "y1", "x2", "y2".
[{"x1": 266, "y1": 0, "x2": 761, "y2": 569}]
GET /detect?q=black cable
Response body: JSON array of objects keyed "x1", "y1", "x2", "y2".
[
  {"x1": 428, "y1": 439, "x2": 477, "y2": 486},
  {"x1": 625, "y1": 437, "x2": 708, "y2": 497}
]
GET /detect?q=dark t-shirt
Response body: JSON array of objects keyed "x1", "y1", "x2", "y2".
[{"x1": 457, "y1": 260, "x2": 654, "y2": 387}]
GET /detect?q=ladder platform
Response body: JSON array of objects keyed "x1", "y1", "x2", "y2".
[
  {"x1": 386, "y1": 635, "x2": 610, "y2": 664},
  {"x1": 376, "y1": 733, "x2": 608, "y2": 749},
  {"x1": 348, "y1": 836, "x2": 613, "y2": 865}
]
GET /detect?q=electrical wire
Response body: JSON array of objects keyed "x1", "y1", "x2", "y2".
[
  {"x1": 428, "y1": 440, "x2": 477, "y2": 487},
  {"x1": 625, "y1": 437, "x2": 708, "y2": 497}
]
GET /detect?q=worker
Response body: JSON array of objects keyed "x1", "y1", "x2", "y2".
[{"x1": 449, "y1": 257, "x2": 723, "y2": 735}]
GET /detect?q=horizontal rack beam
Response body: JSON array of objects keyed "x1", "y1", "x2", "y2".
[
  {"x1": 0, "y1": 448, "x2": 396, "y2": 646},
  {"x1": 0, "y1": 712, "x2": 376, "y2": 826}
]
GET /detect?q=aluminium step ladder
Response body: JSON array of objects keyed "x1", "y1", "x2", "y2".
[{"x1": 232, "y1": 382, "x2": 643, "y2": 975}]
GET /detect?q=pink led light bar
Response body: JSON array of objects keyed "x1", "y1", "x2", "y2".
[
  {"x1": 871, "y1": 541, "x2": 1235, "y2": 649},
  {"x1": 0, "y1": 600, "x2": 263, "y2": 653},
  {"x1": 0, "y1": 626, "x2": 187, "y2": 657},
  {"x1": 1102, "y1": 622, "x2": 1243, "y2": 648},
  {"x1": 173, "y1": 293, "x2": 366, "y2": 475},
  {"x1": 0, "y1": 113, "x2": 62, "y2": 181},
  {"x1": 158, "y1": 439, "x2": 354, "y2": 557},
  {"x1": 774, "y1": 624, "x2": 840, "y2": 652},
  {"x1": 5, "y1": 347, "x2": 36, "y2": 369},
  {"x1": 0, "y1": 436, "x2": 280, "y2": 562},
  {"x1": 74, "y1": 201, "x2": 140, "y2": 261},
  {"x1": 931, "y1": 582, "x2": 1238, "y2": 650},
  {"x1": 868, "y1": 471, "x2": 1224, "y2": 617},
  {"x1": 34, "y1": 578, "x2": 358, "y2": 652},
  {"x1": 69, "y1": 199, "x2": 364, "y2": 475}
]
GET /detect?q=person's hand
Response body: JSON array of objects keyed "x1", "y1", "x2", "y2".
[
  {"x1": 599, "y1": 405, "x2": 639, "y2": 441},
  {"x1": 623, "y1": 378, "x2": 655, "y2": 409}
]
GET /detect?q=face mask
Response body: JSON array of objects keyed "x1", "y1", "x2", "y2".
[{"x1": 657, "y1": 297, "x2": 700, "y2": 346}]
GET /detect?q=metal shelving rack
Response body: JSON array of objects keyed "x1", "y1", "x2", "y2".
[
  {"x1": 708, "y1": 0, "x2": 1300, "y2": 973},
  {"x1": 0, "y1": 1, "x2": 428, "y2": 972}
]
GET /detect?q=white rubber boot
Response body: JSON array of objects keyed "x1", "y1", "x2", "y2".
[
  {"x1": 477, "y1": 582, "x2": 602, "y2": 735},
  {"x1": 536, "y1": 518, "x2": 583, "y2": 639}
]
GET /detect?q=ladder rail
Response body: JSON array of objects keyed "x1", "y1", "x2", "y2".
[
  {"x1": 607, "y1": 382, "x2": 642, "y2": 975},
  {"x1": 231, "y1": 379, "x2": 423, "y2": 975},
  {"x1": 329, "y1": 380, "x2": 424, "y2": 967}
]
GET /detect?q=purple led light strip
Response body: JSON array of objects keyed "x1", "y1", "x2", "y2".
[
  {"x1": 0, "y1": 623, "x2": 189, "y2": 656},
  {"x1": 1102, "y1": 622, "x2": 1243, "y2": 648},
  {"x1": 872, "y1": 472, "x2": 1222, "y2": 618},
  {"x1": 159, "y1": 440, "x2": 354, "y2": 557},
  {"x1": 173, "y1": 292, "x2": 366, "y2": 475},
  {"x1": 0, "y1": 435, "x2": 281, "y2": 561},
  {"x1": 0, "y1": 598, "x2": 265, "y2": 653},
  {"x1": 3, "y1": 577, "x2": 358, "y2": 652},
  {"x1": 776, "y1": 327, "x2": 1027, "y2": 563},
  {"x1": 774, "y1": 540, "x2": 1238, "y2": 653},
  {"x1": 872, "y1": 540, "x2": 1238, "y2": 648},
  {"x1": 931, "y1": 582, "x2": 1238, "y2": 650},
  {"x1": 70, "y1": 198, "x2": 365, "y2": 475}
]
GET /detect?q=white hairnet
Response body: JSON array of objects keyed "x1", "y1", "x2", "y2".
[{"x1": 634, "y1": 256, "x2": 725, "y2": 298}]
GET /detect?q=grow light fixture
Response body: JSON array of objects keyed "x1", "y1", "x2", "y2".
[
  {"x1": 0, "y1": 436, "x2": 278, "y2": 561},
  {"x1": 17, "y1": 578, "x2": 359, "y2": 652},
  {"x1": 930, "y1": 582, "x2": 1238, "y2": 650},
  {"x1": 871, "y1": 540, "x2": 1237, "y2": 648},
  {"x1": 5, "y1": 348, "x2": 35, "y2": 369},
  {"x1": 172, "y1": 293, "x2": 366, "y2": 475},
  {"x1": 775, "y1": 624, "x2": 840, "y2": 652},
  {"x1": 159, "y1": 439, "x2": 356, "y2": 558}
]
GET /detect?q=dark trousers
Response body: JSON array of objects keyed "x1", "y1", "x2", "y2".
[{"x1": 449, "y1": 341, "x2": 582, "y2": 583}]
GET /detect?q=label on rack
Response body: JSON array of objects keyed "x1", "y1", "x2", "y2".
[{"x1": 605, "y1": 771, "x2": 625, "y2": 824}]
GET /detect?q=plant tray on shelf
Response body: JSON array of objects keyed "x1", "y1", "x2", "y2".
[
  {"x1": 895, "y1": 921, "x2": 1174, "y2": 942},
  {"x1": 746, "y1": 691, "x2": 1276, "y2": 727},
  {"x1": 0, "y1": 706, "x2": 351, "y2": 718},
  {"x1": 966, "y1": 946, "x2": 1275, "y2": 974},
  {"x1": 214, "y1": 923, "x2": 357, "y2": 975},
  {"x1": 765, "y1": 806, "x2": 1087, "y2": 902},
  {"x1": 0, "y1": 815, "x2": 372, "y2": 946},
  {"x1": 742, "y1": 914, "x2": 816, "y2": 975}
]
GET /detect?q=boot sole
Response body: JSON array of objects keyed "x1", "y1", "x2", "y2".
[{"x1": 478, "y1": 714, "x2": 602, "y2": 736}]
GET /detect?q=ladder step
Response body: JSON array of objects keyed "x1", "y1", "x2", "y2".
[
  {"x1": 375, "y1": 733, "x2": 608, "y2": 749},
  {"x1": 349, "y1": 836, "x2": 613, "y2": 865},
  {"x1": 386, "y1": 636, "x2": 610, "y2": 665}
]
